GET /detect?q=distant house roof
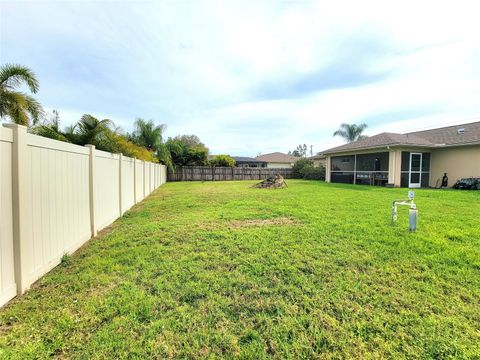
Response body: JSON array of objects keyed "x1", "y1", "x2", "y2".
[
  {"x1": 309, "y1": 153, "x2": 326, "y2": 160},
  {"x1": 232, "y1": 156, "x2": 266, "y2": 163},
  {"x1": 256, "y1": 152, "x2": 300, "y2": 163},
  {"x1": 322, "y1": 121, "x2": 480, "y2": 154}
]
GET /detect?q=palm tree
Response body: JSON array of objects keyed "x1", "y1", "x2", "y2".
[
  {"x1": 0, "y1": 64, "x2": 44, "y2": 126},
  {"x1": 333, "y1": 123, "x2": 368, "y2": 143},
  {"x1": 31, "y1": 109, "x2": 68, "y2": 141},
  {"x1": 130, "y1": 118, "x2": 166, "y2": 151},
  {"x1": 74, "y1": 114, "x2": 115, "y2": 148},
  {"x1": 130, "y1": 118, "x2": 172, "y2": 167}
]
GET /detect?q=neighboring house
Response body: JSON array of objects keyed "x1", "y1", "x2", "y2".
[
  {"x1": 256, "y1": 152, "x2": 300, "y2": 168},
  {"x1": 309, "y1": 154, "x2": 326, "y2": 168},
  {"x1": 322, "y1": 121, "x2": 480, "y2": 188},
  {"x1": 232, "y1": 156, "x2": 267, "y2": 168}
]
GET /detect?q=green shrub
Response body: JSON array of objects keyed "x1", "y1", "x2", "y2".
[
  {"x1": 292, "y1": 158, "x2": 312, "y2": 178},
  {"x1": 209, "y1": 155, "x2": 236, "y2": 167},
  {"x1": 300, "y1": 164, "x2": 325, "y2": 180},
  {"x1": 292, "y1": 158, "x2": 325, "y2": 180}
]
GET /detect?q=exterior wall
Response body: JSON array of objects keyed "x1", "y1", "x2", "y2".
[
  {"x1": 430, "y1": 146, "x2": 480, "y2": 187},
  {"x1": 312, "y1": 158, "x2": 326, "y2": 167},
  {"x1": 388, "y1": 150, "x2": 402, "y2": 187},
  {"x1": 325, "y1": 145, "x2": 480, "y2": 188},
  {"x1": 0, "y1": 124, "x2": 167, "y2": 307},
  {"x1": 266, "y1": 162, "x2": 295, "y2": 169}
]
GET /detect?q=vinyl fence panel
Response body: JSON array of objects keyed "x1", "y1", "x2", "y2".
[
  {"x1": 121, "y1": 156, "x2": 135, "y2": 214},
  {"x1": 134, "y1": 160, "x2": 144, "y2": 203},
  {"x1": 0, "y1": 124, "x2": 167, "y2": 307},
  {"x1": 26, "y1": 134, "x2": 92, "y2": 288},
  {"x1": 94, "y1": 150, "x2": 120, "y2": 230}
]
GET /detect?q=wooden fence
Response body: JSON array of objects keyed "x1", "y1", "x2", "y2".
[
  {"x1": 168, "y1": 166, "x2": 293, "y2": 181},
  {"x1": 0, "y1": 124, "x2": 167, "y2": 307}
]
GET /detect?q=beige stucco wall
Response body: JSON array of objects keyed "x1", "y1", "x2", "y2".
[
  {"x1": 312, "y1": 159, "x2": 326, "y2": 167},
  {"x1": 430, "y1": 146, "x2": 480, "y2": 187},
  {"x1": 266, "y1": 162, "x2": 295, "y2": 169},
  {"x1": 387, "y1": 150, "x2": 402, "y2": 186}
]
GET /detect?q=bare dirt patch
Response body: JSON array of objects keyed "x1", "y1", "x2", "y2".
[{"x1": 228, "y1": 217, "x2": 298, "y2": 229}]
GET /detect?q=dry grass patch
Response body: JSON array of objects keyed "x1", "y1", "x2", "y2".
[{"x1": 227, "y1": 217, "x2": 299, "y2": 229}]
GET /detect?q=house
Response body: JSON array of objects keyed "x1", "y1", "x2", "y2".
[
  {"x1": 232, "y1": 156, "x2": 267, "y2": 168},
  {"x1": 256, "y1": 152, "x2": 300, "y2": 168},
  {"x1": 309, "y1": 154, "x2": 326, "y2": 168},
  {"x1": 322, "y1": 121, "x2": 480, "y2": 188}
]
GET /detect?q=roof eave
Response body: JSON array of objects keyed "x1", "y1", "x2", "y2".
[{"x1": 322, "y1": 143, "x2": 438, "y2": 155}]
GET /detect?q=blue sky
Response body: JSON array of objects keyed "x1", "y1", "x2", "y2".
[{"x1": 2, "y1": 0, "x2": 480, "y2": 156}]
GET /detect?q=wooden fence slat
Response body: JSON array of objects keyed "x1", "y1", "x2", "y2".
[{"x1": 167, "y1": 166, "x2": 294, "y2": 182}]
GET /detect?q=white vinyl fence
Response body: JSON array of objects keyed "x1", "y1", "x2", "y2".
[{"x1": 0, "y1": 124, "x2": 166, "y2": 307}]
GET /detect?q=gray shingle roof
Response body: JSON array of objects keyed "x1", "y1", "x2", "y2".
[
  {"x1": 256, "y1": 152, "x2": 300, "y2": 163},
  {"x1": 322, "y1": 121, "x2": 480, "y2": 154},
  {"x1": 408, "y1": 121, "x2": 480, "y2": 146},
  {"x1": 232, "y1": 156, "x2": 265, "y2": 163}
]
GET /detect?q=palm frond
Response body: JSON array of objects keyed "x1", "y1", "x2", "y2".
[
  {"x1": 23, "y1": 94, "x2": 44, "y2": 125},
  {"x1": 31, "y1": 125, "x2": 69, "y2": 142},
  {"x1": 0, "y1": 63, "x2": 40, "y2": 93}
]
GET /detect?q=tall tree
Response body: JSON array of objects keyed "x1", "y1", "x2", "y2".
[
  {"x1": 333, "y1": 123, "x2": 368, "y2": 142},
  {"x1": 129, "y1": 118, "x2": 171, "y2": 167},
  {"x1": 289, "y1": 144, "x2": 308, "y2": 157},
  {"x1": 166, "y1": 135, "x2": 209, "y2": 167},
  {"x1": 0, "y1": 64, "x2": 44, "y2": 126},
  {"x1": 130, "y1": 118, "x2": 166, "y2": 151}
]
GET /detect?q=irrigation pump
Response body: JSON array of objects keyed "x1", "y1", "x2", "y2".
[{"x1": 392, "y1": 191, "x2": 418, "y2": 231}]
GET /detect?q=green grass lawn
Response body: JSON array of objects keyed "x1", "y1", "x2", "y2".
[{"x1": 1, "y1": 180, "x2": 479, "y2": 358}]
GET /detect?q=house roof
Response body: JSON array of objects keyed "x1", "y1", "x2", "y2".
[
  {"x1": 309, "y1": 153, "x2": 326, "y2": 160},
  {"x1": 256, "y1": 152, "x2": 300, "y2": 163},
  {"x1": 408, "y1": 121, "x2": 480, "y2": 146},
  {"x1": 322, "y1": 121, "x2": 480, "y2": 154},
  {"x1": 232, "y1": 156, "x2": 266, "y2": 163}
]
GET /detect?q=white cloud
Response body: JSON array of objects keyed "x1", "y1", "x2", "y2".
[{"x1": 2, "y1": 0, "x2": 480, "y2": 155}]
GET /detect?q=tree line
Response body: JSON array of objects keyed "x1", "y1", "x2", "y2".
[
  {"x1": 0, "y1": 63, "x2": 232, "y2": 168},
  {"x1": 1, "y1": 63, "x2": 368, "y2": 171}
]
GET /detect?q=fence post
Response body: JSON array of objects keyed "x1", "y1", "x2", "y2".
[
  {"x1": 85, "y1": 145, "x2": 97, "y2": 237},
  {"x1": 5, "y1": 124, "x2": 31, "y2": 294},
  {"x1": 118, "y1": 153, "x2": 123, "y2": 216}
]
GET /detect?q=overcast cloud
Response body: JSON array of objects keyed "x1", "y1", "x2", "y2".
[{"x1": 2, "y1": 0, "x2": 480, "y2": 155}]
